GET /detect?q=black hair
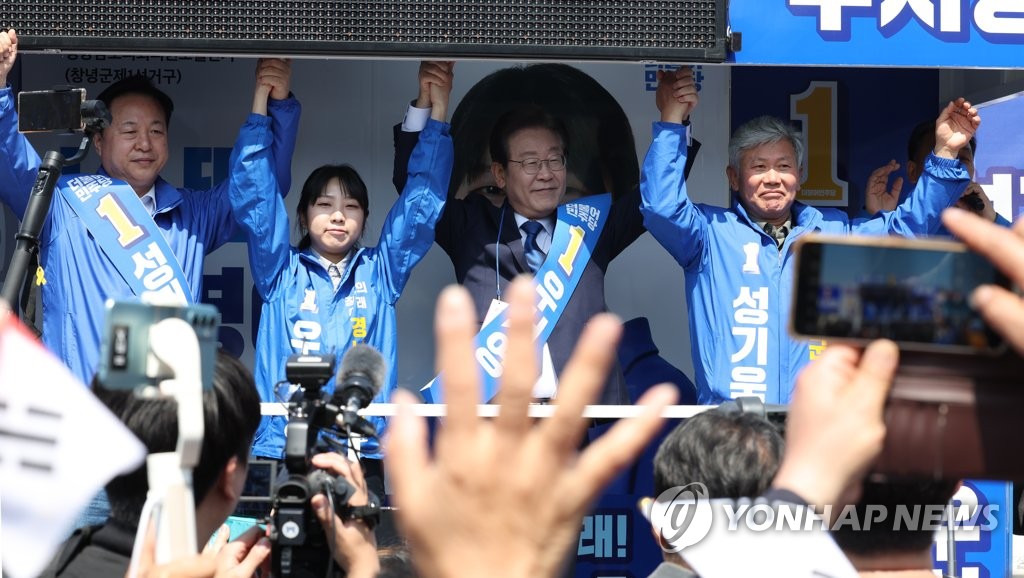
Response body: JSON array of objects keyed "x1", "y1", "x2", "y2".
[
  {"x1": 653, "y1": 410, "x2": 784, "y2": 500},
  {"x1": 906, "y1": 118, "x2": 977, "y2": 166},
  {"x1": 92, "y1": 74, "x2": 174, "y2": 135},
  {"x1": 450, "y1": 63, "x2": 638, "y2": 199},
  {"x1": 488, "y1": 105, "x2": 570, "y2": 168},
  {"x1": 95, "y1": 350, "x2": 262, "y2": 526},
  {"x1": 378, "y1": 543, "x2": 417, "y2": 578},
  {"x1": 831, "y1": 478, "x2": 960, "y2": 556},
  {"x1": 296, "y1": 164, "x2": 370, "y2": 251}
]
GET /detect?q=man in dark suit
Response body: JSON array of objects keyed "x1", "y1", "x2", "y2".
[{"x1": 395, "y1": 62, "x2": 700, "y2": 405}]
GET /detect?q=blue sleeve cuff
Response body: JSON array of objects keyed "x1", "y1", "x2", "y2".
[
  {"x1": 924, "y1": 153, "x2": 969, "y2": 180},
  {"x1": 267, "y1": 94, "x2": 300, "y2": 113},
  {"x1": 424, "y1": 118, "x2": 452, "y2": 135},
  {"x1": 652, "y1": 121, "x2": 688, "y2": 135},
  {"x1": 245, "y1": 113, "x2": 272, "y2": 126}
]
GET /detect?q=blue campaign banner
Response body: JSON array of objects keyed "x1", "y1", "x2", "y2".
[
  {"x1": 932, "y1": 480, "x2": 1012, "y2": 578},
  {"x1": 731, "y1": 67, "x2": 939, "y2": 213},
  {"x1": 730, "y1": 0, "x2": 1024, "y2": 69},
  {"x1": 974, "y1": 93, "x2": 1024, "y2": 222},
  {"x1": 576, "y1": 419, "x2": 683, "y2": 578}
]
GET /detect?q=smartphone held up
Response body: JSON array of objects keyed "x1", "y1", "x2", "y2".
[
  {"x1": 17, "y1": 88, "x2": 110, "y2": 134},
  {"x1": 792, "y1": 234, "x2": 1024, "y2": 480},
  {"x1": 790, "y1": 234, "x2": 1011, "y2": 355}
]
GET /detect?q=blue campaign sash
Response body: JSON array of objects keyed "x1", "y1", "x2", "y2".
[
  {"x1": 56, "y1": 174, "x2": 192, "y2": 304},
  {"x1": 422, "y1": 193, "x2": 612, "y2": 403}
]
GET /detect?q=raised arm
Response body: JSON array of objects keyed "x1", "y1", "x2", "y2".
[
  {"x1": 198, "y1": 58, "x2": 300, "y2": 255},
  {"x1": 639, "y1": 66, "x2": 708, "y2": 270},
  {"x1": 226, "y1": 61, "x2": 295, "y2": 300},
  {"x1": 863, "y1": 159, "x2": 903, "y2": 215},
  {"x1": 263, "y1": 58, "x2": 300, "y2": 197},
  {"x1": 0, "y1": 29, "x2": 15, "y2": 90},
  {"x1": 856, "y1": 98, "x2": 978, "y2": 237},
  {"x1": 608, "y1": 66, "x2": 701, "y2": 260},
  {"x1": 0, "y1": 29, "x2": 43, "y2": 220},
  {"x1": 392, "y1": 61, "x2": 454, "y2": 194},
  {"x1": 375, "y1": 113, "x2": 454, "y2": 301}
]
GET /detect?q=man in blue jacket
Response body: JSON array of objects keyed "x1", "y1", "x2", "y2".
[
  {"x1": 640, "y1": 66, "x2": 980, "y2": 404},
  {"x1": 864, "y1": 117, "x2": 1009, "y2": 232},
  {"x1": 0, "y1": 29, "x2": 300, "y2": 387}
]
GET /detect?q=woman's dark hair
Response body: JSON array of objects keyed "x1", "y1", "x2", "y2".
[{"x1": 296, "y1": 164, "x2": 370, "y2": 250}]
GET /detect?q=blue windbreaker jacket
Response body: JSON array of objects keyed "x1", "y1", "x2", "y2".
[
  {"x1": 229, "y1": 115, "x2": 452, "y2": 460},
  {"x1": 640, "y1": 122, "x2": 969, "y2": 404},
  {"x1": 0, "y1": 87, "x2": 301, "y2": 385}
]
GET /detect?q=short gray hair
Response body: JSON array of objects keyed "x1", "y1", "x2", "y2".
[{"x1": 728, "y1": 116, "x2": 805, "y2": 171}]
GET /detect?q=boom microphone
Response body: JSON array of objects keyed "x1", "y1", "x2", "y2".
[{"x1": 334, "y1": 344, "x2": 386, "y2": 415}]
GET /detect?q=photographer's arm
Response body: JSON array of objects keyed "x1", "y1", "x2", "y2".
[
  {"x1": 130, "y1": 523, "x2": 271, "y2": 578},
  {"x1": 309, "y1": 453, "x2": 380, "y2": 578},
  {"x1": 770, "y1": 340, "x2": 898, "y2": 513}
]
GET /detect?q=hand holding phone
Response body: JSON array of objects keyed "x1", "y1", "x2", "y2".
[{"x1": 792, "y1": 234, "x2": 1024, "y2": 479}]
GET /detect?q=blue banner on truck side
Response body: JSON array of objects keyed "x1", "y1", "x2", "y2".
[{"x1": 730, "y1": 0, "x2": 1024, "y2": 69}]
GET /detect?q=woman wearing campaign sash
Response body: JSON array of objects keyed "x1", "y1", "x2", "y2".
[{"x1": 227, "y1": 64, "x2": 453, "y2": 524}]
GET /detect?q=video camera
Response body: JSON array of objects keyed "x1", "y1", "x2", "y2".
[{"x1": 270, "y1": 346, "x2": 385, "y2": 578}]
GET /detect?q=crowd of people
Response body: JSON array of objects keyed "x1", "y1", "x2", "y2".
[{"x1": 0, "y1": 24, "x2": 1017, "y2": 578}]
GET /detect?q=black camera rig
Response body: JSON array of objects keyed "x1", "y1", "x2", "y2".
[{"x1": 269, "y1": 353, "x2": 382, "y2": 578}]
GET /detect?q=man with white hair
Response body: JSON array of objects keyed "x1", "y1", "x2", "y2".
[{"x1": 640, "y1": 66, "x2": 980, "y2": 405}]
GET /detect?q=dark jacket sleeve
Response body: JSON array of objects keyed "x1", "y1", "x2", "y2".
[
  {"x1": 684, "y1": 138, "x2": 702, "y2": 181},
  {"x1": 392, "y1": 123, "x2": 421, "y2": 194}
]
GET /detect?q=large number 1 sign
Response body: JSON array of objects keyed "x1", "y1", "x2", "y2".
[{"x1": 791, "y1": 81, "x2": 849, "y2": 206}]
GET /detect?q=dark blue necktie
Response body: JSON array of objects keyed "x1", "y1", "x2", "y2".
[{"x1": 521, "y1": 220, "x2": 546, "y2": 273}]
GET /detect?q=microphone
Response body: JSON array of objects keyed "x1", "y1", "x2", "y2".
[
  {"x1": 962, "y1": 193, "x2": 985, "y2": 213},
  {"x1": 961, "y1": 182, "x2": 986, "y2": 214},
  {"x1": 332, "y1": 345, "x2": 387, "y2": 433}
]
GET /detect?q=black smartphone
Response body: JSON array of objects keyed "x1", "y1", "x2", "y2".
[
  {"x1": 17, "y1": 88, "x2": 85, "y2": 133},
  {"x1": 97, "y1": 300, "x2": 221, "y2": 394},
  {"x1": 791, "y1": 234, "x2": 1011, "y2": 354}
]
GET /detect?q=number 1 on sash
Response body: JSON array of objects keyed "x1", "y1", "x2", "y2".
[
  {"x1": 557, "y1": 225, "x2": 585, "y2": 275},
  {"x1": 96, "y1": 194, "x2": 145, "y2": 247}
]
